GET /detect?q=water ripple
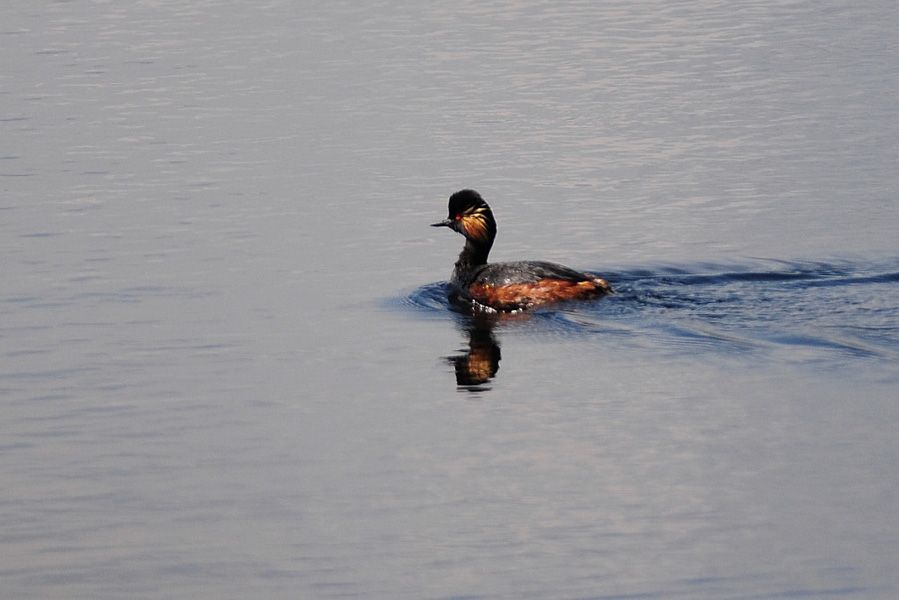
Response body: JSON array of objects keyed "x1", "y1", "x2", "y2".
[{"x1": 399, "y1": 258, "x2": 899, "y2": 363}]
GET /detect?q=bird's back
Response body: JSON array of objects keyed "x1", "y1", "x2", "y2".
[{"x1": 457, "y1": 260, "x2": 612, "y2": 312}]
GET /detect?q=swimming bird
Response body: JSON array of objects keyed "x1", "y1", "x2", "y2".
[{"x1": 432, "y1": 189, "x2": 612, "y2": 312}]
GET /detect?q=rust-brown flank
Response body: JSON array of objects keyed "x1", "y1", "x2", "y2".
[{"x1": 468, "y1": 277, "x2": 612, "y2": 311}]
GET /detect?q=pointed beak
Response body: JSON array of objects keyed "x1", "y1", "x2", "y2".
[{"x1": 431, "y1": 218, "x2": 453, "y2": 228}]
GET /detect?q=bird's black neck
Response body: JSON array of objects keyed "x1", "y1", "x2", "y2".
[
  {"x1": 453, "y1": 238, "x2": 492, "y2": 284},
  {"x1": 458, "y1": 237, "x2": 492, "y2": 267}
]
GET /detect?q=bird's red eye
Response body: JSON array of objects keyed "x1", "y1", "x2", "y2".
[{"x1": 454, "y1": 214, "x2": 462, "y2": 221}]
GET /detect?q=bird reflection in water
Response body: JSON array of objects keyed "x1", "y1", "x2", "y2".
[{"x1": 446, "y1": 315, "x2": 504, "y2": 390}]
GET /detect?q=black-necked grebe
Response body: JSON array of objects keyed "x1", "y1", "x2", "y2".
[{"x1": 431, "y1": 189, "x2": 612, "y2": 312}]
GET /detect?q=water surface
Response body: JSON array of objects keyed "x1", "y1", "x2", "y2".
[{"x1": 2, "y1": 1, "x2": 898, "y2": 599}]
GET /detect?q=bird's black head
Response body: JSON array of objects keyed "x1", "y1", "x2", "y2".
[{"x1": 431, "y1": 189, "x2": 497, "y2": 245}]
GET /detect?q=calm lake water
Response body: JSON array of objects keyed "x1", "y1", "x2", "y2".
[{"x1": 2, "y1": 1, "x2": 898, "y2": 598}]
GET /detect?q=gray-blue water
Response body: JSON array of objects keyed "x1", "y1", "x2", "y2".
[{"x1": 2, "y1": 2, "x2": 898, "y2": 599}]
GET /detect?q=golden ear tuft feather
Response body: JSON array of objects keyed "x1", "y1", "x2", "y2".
[{"x1": 461, "y1": 214, "x2": 489, "y2": 242}]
